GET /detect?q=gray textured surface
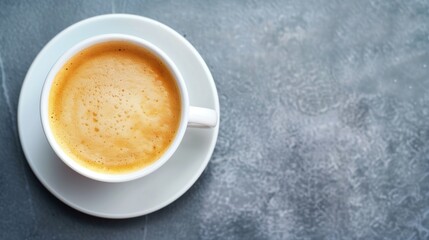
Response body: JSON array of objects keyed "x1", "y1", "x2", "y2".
[{"x1": 1, "y1": 0, "x2": 429, "y2": 239}]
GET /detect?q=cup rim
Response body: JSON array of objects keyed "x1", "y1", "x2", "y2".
[{"x1": 40, "y1": 33, "x2": 189, "y2": 182}]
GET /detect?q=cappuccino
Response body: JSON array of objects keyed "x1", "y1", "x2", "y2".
[{"x1": 48, "y1": 41, "x2": 181, "y2": 174}]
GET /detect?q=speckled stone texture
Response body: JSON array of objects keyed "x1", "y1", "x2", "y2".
[{"x1": 1, "y1": 0, "x2": 429, "y2": 239}]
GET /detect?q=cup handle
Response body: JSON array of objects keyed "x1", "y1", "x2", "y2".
[{"x1": 188, "y1": 106, "x2": 218, "y2": 128}]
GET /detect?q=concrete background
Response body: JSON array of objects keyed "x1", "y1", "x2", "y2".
[{"x1": 2, "y1": 0, "x2": 429, "y2": 239}]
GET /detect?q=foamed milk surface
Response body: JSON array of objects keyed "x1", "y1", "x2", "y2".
[{"x1": 49, "y1": 41, "x2": 181, "y2": 174}]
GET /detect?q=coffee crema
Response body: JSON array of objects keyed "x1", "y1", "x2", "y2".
[{"x1": 48, "y1": 41, "x2": 181, "y2": 174}]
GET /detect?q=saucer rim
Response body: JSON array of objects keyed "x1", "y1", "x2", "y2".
[{"x1": 17, "y1": 13, "x2": 220, "y2": 219}]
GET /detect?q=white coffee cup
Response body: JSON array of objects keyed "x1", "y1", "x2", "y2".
[{"x1": 40, "y1": 34, "x2": 218, "y2": 182}]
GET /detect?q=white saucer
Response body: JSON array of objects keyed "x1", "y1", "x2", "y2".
[{"x1": 17, "y1": 14, "x2": 219, "y2": 219}]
